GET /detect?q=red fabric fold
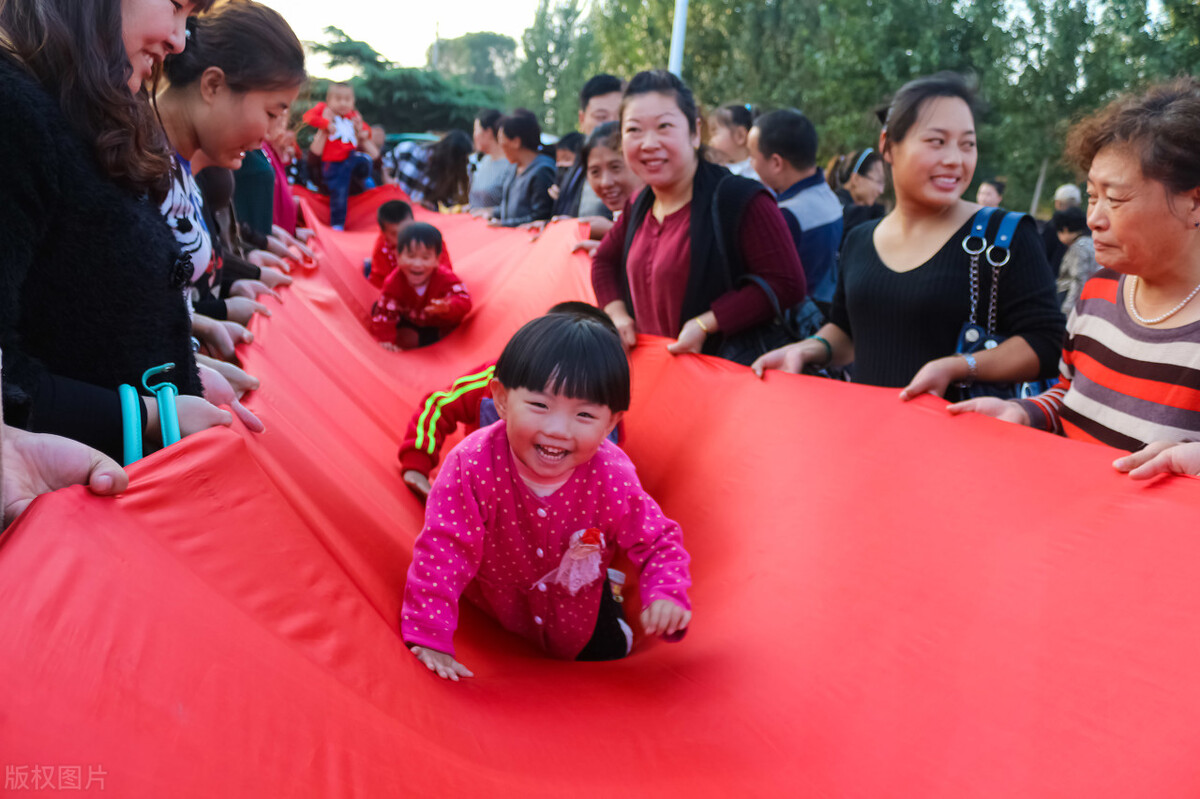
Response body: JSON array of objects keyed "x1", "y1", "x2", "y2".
[{"x1": 2, "y1": 186, "x2": 1200, "y2": 797}]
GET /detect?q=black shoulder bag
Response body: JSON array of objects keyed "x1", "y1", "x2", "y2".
[{"x1": 954, "y1": 207, "x2": 1055, "y2": 400}]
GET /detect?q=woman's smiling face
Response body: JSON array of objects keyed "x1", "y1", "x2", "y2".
[
  {"x1": 121, "y1": 0, "x2": 194, "y2": 93},
  {"x1": 198, "y1": 77, "x2": 299, "y2": 169},
  {"x1": 621, "y1": 91, "x2": 700, "y2": 192},
  {"x1": 587, "y1": 143, "x2": 644, "y2": 213},
  {"x1": 884, "y1": 95, "x2": 977, "y2": 211}
]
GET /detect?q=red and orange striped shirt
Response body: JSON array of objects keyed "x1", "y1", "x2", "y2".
[{"x1": 1017, "y1": 269, "x2": 1200, "y2": 451}]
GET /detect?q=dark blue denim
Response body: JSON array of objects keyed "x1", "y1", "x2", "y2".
[{"x1": 322, "y1": 152, "x2": 373, "y2": 227}]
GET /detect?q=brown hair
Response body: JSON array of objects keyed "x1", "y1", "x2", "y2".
[
  {"x1": 710, "y1": 102, "x2": 757, "y2": 133},
  {"x1": 882, "y1": 71, "x2": 977, "y2": 146},
  {"x1": 0, "y1": 0, "x2": 213, "y2": 200},
  {"x1": 163, "y1": 1, "x2": 305, "y2": 93},
  {"x1": 424, "y1": 130, "x2": 472, "y2": 206},
  {"x1": 1065, "y1": 76, "x2": 1200, "y2": 194},
  {"x1": 621, "y1": 70, "x2": 700, "y2": 136},
  {"x1": 827, "y1": 148, "x2": 883, "y2": 191}
]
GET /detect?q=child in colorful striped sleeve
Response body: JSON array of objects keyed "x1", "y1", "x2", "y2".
[{"x1": 398, "y1": 302, "x2": 621, "y2": 499}]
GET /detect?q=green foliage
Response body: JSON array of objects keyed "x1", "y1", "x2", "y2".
[
  {"x1": 428, "y1": 32, "x2": 518, "y2": 91},
  {"x1": 306, "y1": 4, "x2": 1200, "y2": 211},
  {"x1": 577, "y1": 0, "x2": 1198, "y2": 213},
  {"x1": 509, "y1": 0, "x2": 599, "y2": 134},
  {"x1": 303, "y1": 27, "x2": 500, "y2": 138}
]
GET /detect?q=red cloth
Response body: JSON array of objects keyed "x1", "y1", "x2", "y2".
[
  {"x1": 592, "y1": 192, "x2": 805, "y2": 335},
  {"x1": 6, "y1": 188, "x2": 1200, "y2": 796},
  {"x1": 370, "y1": 262, "x2": 471, "y2": 344}
]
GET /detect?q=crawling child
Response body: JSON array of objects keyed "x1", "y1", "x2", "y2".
[
  {"x1": 366, "y1": 200, "x2": 454, "y2": 288},
  {"x1": 370, "y1": 222, "x2": 470, "y2": 350},
  {"x1": 400, "y1": 312, "x2": 692, "y2": 678},
  {"x1": 397, "y1": 302, "x2": 621, "y2": 500}
]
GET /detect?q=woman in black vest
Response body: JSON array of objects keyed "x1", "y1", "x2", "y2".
[{"x1": 590, "y1": 71, "x2": 805, "y2": 363}]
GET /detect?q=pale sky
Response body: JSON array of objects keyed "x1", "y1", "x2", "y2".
[{"x1": 259, "y1": 0, "x2": 543, "y2": 76}]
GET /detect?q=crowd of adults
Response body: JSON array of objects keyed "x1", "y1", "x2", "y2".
[{"x1": 1, "y1": 0, "x2": 1199, "y2": 525}]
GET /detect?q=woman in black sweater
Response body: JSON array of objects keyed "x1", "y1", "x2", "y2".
[
  {"x1": 0, "y1": 0, "x2": 232, "y2": 459},
  {"x1": 752, "y1": 73, "x2": 1064, "y2": 403}
]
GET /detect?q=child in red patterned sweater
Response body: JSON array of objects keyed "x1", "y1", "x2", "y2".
[
  {"x1": 370, "y1": 223, "x2": 470, "y2": 351},
  {"x1": 367, "y1": 200, "x2": 454, "y2": 288}
]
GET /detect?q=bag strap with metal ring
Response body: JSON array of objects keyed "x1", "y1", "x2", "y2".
[
  {"x1": 961, "y1": 205, "x2": 999, "y2": 256},
  {"x1": 986, "y1": 211, "x2": 1024, "y2": 267}
]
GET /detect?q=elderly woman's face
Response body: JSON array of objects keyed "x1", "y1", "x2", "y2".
[{"x1": 1086, "y1": 146, "x2": 1195, "y2": 276}]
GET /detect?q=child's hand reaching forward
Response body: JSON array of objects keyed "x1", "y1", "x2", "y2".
[
  {"x1": 402, "y1": 469, "x2": 432, "y2": 500},
  {"x1": 411, "y1": 646, "x2": 474, "y2": 681},
  {"x1": 641, "y1": 599, "x2": 691, "y2": 638}
]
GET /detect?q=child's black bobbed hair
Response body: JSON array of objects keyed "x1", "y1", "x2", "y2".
[
  {"x1": 495, "y1": 313, "x2": 630, "y2": 413},
  {"x1": 396, "y1": 222, "x2": 444, "y2": 256}
]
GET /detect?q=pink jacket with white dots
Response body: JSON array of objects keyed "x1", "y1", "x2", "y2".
[{"x1": 401, "y1": 421, "x2": 692, "y2": 660}]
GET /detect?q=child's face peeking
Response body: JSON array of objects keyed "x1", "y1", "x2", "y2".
[
  {"x1": 706, "y1": 118, "x2": 745, "y2": 162},
  {"x1": 397, "y1": 242, "x2": 439, "y2": 289},
  {"x1": 380, "y1": 221, "x2": 402, "y2": 249},
  {"x1": 327, "y1": 86, "x2": 356, "y2": 117},
  {"x1": 491, "y1": 380, "x2": 623, "y2": 487}
]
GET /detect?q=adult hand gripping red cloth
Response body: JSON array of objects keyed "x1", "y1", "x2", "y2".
[{"x1": 2, "y1": 185, "x2": 1200, "y2": 797}]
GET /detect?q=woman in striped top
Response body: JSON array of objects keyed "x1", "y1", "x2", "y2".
[{"x1": 951, "y1": 78, "x2": 1200, "y2": 451}]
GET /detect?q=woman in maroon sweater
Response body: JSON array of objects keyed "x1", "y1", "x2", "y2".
[{"x1": 591, "y1": 71, "x2": 805, "y2": 363}]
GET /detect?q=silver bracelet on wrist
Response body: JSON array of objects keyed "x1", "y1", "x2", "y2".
[{"x1": 957, "y1": 352, "x2": 978, "y2": 387}]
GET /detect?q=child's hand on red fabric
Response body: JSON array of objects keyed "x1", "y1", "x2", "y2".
[
  {"x1": 641, "y1": 599, "x2": 691, "y2": 637},
  {"x1": 425, "y1": 297, "x2": 452, "y2": 317},
  {"x1": 380, "y1": 342, "x2": 402, "y2": 352},
  {"x1": 411, "y1": 646, "x2": 473, "y2": 681},
  {"x1": 402, "y1": 469, "x2": 432, "y2": 500}
]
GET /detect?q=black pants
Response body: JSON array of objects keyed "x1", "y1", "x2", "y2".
[{"x1": 575, "y1": 580, "x2": 629, "y2": 661}]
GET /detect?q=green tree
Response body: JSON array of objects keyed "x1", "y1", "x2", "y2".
[
  {"x1": 428, "y1": 32, "x2": 518, "y2": 92},
  {"x1": 510, "y1": 0, "x2": 599, "y2": 133},
  {"x1": 1158, "y1": 0, "x2": 1200, "y2": 74},
  {"x1": 305, "y1": 27, "x2": 501, "y2": 135},
  {"x1": 585, "y1": 0, "x2": 1188, "y2": 212}
]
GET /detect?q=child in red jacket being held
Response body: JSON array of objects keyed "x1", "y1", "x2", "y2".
[{"x1": 370, "y1": 223, "x2": 471, "y2": 350}]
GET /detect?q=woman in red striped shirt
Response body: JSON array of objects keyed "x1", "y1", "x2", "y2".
[{"x1": 950, "y1": 78, "x2": 1200, "y2": 451}]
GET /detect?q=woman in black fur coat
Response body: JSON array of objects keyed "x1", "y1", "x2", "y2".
[{"x1": 0, "y1": 0, "x2": 233, "y2": 459}]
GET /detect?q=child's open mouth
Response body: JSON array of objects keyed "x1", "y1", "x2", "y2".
[{"x1": 535, "y1": 444, "x2": 568, "y2": 461}]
